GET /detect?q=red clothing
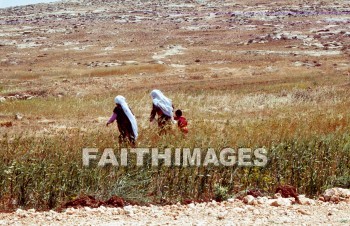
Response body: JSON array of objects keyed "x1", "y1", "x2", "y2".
[{"x1": 175, "y1": 116, "x2": 188, "y2": 133}]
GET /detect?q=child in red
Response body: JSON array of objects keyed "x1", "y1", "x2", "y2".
[{"x1": 174, "y1": 109, "x2": 188, "y2": 134}]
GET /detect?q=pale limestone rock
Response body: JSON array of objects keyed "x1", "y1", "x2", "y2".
[
  {"x1": 257, "y1": 197, "x2": 268, "y2": 204},
  {"x1": 298, "y1": 195, "x2": 316, "y2": 205},
  {"x1": 123, "y1": 206, "x2": 134, "y2": 216},
  {"x1": 323, "y1": 188, "x2": 350, "y2": 202},
  {"x1": 270, "y1": 198, "x2": 292, "y2": 207},
  {"x1": 243, "y1": 195, "x2": 255, "y2": 205}
]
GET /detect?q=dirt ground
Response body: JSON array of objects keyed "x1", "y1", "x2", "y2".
[
  {"x1": 0, "y1": 0, "x2": 349, "y2": 135},
  {"x1": 1, "y1": 198, "x2": 350, "y2": 225}
]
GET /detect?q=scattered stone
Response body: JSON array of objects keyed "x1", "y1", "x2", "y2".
[
  {"x1": 84, "y1": 207, "x2": 93, "y2": 212},
  {"x1": 227, "y1": 198, "x2": 235, "y2": 203},
  {"x1": 297, "y1": 209, "x2": 311, "y2": 215},
  {"x1": 217, "y1": 211, "x2": 228, "y2": 220},
  {"x1": 27, "y1": 209, "x2": 36, "y2": 213},
  {"x1": 253, "y1": 209, "x2": 260, "y2": 215},
  {"x1": 293, "y1": 60, "x2": 322, "y2": 67},
  {"x1": 6, "y1": 94, "x2": 35, "y2": 101},
  {"x1": 298, "y1": 195, "x2": 316, "y2": 205},
  {"x1": 207, "y1": 200, "x2": 217, "y2": 207},
  {"x1": 270, "y1": 198, "x2": 292, "y2": 207},
  {"x1": 65, "y1": 208, "x2": 76, "y2": 215},
  {"x1": 45, "y1": 215, "x2": 53, "y2": 221},
  {"x1": 0, "y1": 97, "x2": 6, "y2": 103},
  {"x1": 323, "y1": 188, "x2": 350, "y2": 202},
  {"x1": 278, "y1": 216, "x2": 292, "y2": 223},
  {"x1": 49, "y1": 210, "x2": 57, "y2": 215},
  {"x1": 273, "y1": 193, "x2": 282, "y2": 199},
  {"x1": 243, "y1": 195, "x2": 255, "y2": 205},
  {"x1": 232, "y1": 207, "x2": 245, "y2": 213},
  {"x1": 15, "y1": 113, "x2": 23, "y2": 120},
  {"x1": 188, "y1": 203, "x2": 196, "y2": 209},
  {"x1": 15, "y1": 209, "x2": 28, "y2": 218},
  {"x1": 123, "y1": 206, "x2": 134, "y2": 216},
  {"x1": 38, "y1": 119, "x2": 55, "y2": 124},
  {"x1": 257, "y1": 197, "x2": 268, "y2": 205}
]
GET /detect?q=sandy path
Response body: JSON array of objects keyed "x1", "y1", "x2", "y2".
[{"x1": 1, "y1": 199, "x2": 349, "y2": 226}]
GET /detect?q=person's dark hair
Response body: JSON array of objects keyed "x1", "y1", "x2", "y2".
[{"x1": 175, "y1": 109, "x2": 182, "y2": 117}]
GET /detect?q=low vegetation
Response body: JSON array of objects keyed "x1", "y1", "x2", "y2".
[{"x1": 1, "y1": 79, "x2": 349, "y2": 210}]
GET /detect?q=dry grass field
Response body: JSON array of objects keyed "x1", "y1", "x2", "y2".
[{"x1": 0, "y1": 0, "x2": 349, "y2": 210}]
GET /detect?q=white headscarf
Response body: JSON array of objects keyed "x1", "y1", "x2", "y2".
[
  {"x1": 114, "y1": 95, "x2": 138, "y2": 140},
  {"x1": 150, "y1": 89, "x2": 173, "y2": 117}
]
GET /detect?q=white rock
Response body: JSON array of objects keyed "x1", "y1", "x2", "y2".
[
  {"x1": 193, "y1": 221, "x2": 207, "y2": 226},
  {"x1": 254, "y1": 217, "x2": 267, "y2": 224},
  {"x1": 110, "y1": 207, "x2": 122, "y2": 215},
  {"x1": 123, "y1": 206, "x2": 134, "y2": 216},
  {"x1": 323, "y1": 188, "x2": 350, "y2": 201},
  {"x1": 273, "y1": 193, "x2": 282, "y2": 199},
  {"x1": 65, "y1": 207, "x2": 76, "y2": 215},
  {"x1": 246, "y1": 205, "x2": 255, "y2": 211},
  {"x1": 227, "y1": 198, "x2": 235, "y2": 203},
  {"x1": 188, "y1": 203, "x2": 196, "y2": 209},
  {"x1": 232, "y1": 207, "x2": 245, "y2": 213},
  {"x1": 297, "y1": 209, "x2": 311, "y2": 215},
  {"x1": 299, "y1": 195, "x2": 316, "y2": 205},
  {"x1": 217, "y1": 211, "x2": 228, "y2": 220},
  {"x1": 270, "y1": 198, "x2": 292, "y2": 207},
  {"x1": 253, "y1": 209, "x2": 260, "y2": 215},
  {"x1": 15, "y1": 209, "x2": 28, "y2": 218},
  {"x1": 84, "y1": 206, "x2": 93, "y2": 212},
  {"x1": 98, "y1": 206, "x2": 107, "y2": 212},
  {"x1": 243, "y1": 195, "x2": 255, "y2": 205},
  {"x1": 0, "y1": 97, "x2": 6, "y2": 103},
  {"x1": 257, "y1": 197, "x2": 268, "y2": 204},
  {"x1": 27, "y1": 208, "x2": 36, "y2": 213},
  {"x1": 330, "y1": 195, "x2": 340, "y2": 203},
  {"x1": 15, "y1": 209, "x2": 24, "y2": 214},
  {"x1": 38, "y1": 119, "x2": 55, "y2": 124},
  {"x1": 15, "y1": 113, "x2": 23, "y2": 120},
  {"x1": 55, "y1": 215, "x2": 62, "y2": 221},
  {"x1": 207, "y1": 201, "x2": 217, "y2": 207},
  {"x1": 279, "y1": 216, "x2": 292, "y2": 223}
]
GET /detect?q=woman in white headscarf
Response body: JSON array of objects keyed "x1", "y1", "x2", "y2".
[
  {"x1": 150, "y1": 89, "x2": 174, "y2": 133},
  {"x1": 106, "y1": 95, "x2": 138, "y2": 145}
]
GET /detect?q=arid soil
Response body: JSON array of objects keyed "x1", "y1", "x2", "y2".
[
  {"x1": 0, "y1": 0, "x2": 349, "y2": 135},
  {"x1": 1, "y1": 197, "x2": 350, "y2": 225},
  {"x1": 0, "y1": 187, "x2": 350, "y2": 225},
  {"x1": 1, "y1": 0, "x2": 349, "y2": 95}
]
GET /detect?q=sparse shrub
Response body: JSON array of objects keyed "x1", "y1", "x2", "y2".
[{"x1": 213, "y1": 184, "x2": 229, "y2": 202}]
